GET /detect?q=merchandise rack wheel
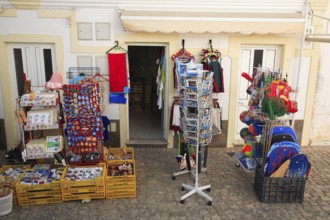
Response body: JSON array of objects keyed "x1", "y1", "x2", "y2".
[
  {"x1": 180, "y1": 200, "x2": 185, "y2": 204},
  {"x1": 172, "y1": 176, "x2": 176, "y2": 180},
  {"x1": 207, "y1": 188, "x2": 211, "y2": 192},
  {"x1": 181, "y1": 186, "x2": 185, "y2": 191},
  {"x1": 207, "y1": 201, "x2": 212, "y2": 206}
]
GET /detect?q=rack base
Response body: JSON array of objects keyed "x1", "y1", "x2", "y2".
[
  {"x1": 172, "y1": 169, "x2": 195, "y2": 180},
  {"x1": 180, "y1": 183, "x2": 212, "y2": 205}
]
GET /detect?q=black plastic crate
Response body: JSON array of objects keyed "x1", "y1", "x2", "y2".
[{"x1": 254, "y1": 166, "x2": 307, "y2": 203}]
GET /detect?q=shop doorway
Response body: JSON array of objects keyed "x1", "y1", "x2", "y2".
[
  {"x1": 235, "y1": 46, "x2": 280, "y2": 144},
  {"x1": 128, "y1": 45, "x2": 167, "y2": 141}
]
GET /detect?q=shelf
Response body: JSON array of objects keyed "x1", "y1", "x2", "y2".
[{"x1": 24, "y1": 123, "x2": 59, "y2": 131}]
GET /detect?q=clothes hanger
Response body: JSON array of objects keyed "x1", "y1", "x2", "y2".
[
  {"x1": 171, "y1": 39, "x2": 194, "y2": 61},
  {"x1": 106, "y1": 41, "x2": 127, "y2": 54},
  {"x1": 77, "y1": 75, "x2": 97, "y2": 85},
  {"x1": 90, "y1": 72, "x2": 109, "y2": 82}
]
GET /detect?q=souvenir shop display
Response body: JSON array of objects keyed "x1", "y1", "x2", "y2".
[
  {"x1": 61, "y1": 163, "x2": 106, "y2": 201},
  {"x1": 0, "y1": 165, "x2": 30, "y2": 205},
  {"x1": 62, "y1": 81, "x2": 104, "y2": 165},
  {"x1": 18, "y1": 89, "x2": 64, "y2": 161},
  {"x1": 15, "y1": 165, "x2": 64, "y2": 206},
  {"x1": 105, "y1": 160, "x2": 136, "y2": 199},
  {"x1": 235, "y1": 68, "x2": 311, "y2": 203},
  {"x1": 171, "y1": 59, "x2": 214, "y2": 205}
]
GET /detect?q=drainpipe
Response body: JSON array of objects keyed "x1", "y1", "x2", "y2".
[{"x1": 291, "y1": 0, "x2": 309, "y2": 130}]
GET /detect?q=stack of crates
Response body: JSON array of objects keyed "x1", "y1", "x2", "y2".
[
  {"x1": 16, "y1": 168, "x2": 64, "y2": 206},
  {"x1": 61, "y1": 163, "x2": 106, "y2": 201},
  {"x1": 106, "y1": 147, "x2": 136, "y2": 199},
  {"x1": 0, "y1": 165, "x2": 30, "y2": 205}
]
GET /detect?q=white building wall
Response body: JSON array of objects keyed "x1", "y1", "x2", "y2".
[
  {"x1": 0, "y1": 9, "x2": 121, "y2": 120},
  {"x1": 310, "y1": 2, "x2": 330, "y2": 146}
]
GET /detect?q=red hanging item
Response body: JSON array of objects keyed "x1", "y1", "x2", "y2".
[{"x1": 108, "y1": 53, "x2": 128, "y2": 93}]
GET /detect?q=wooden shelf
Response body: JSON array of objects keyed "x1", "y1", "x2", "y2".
[{"x1": 129, "y1": 82, "x2": 144, "y2": 111}]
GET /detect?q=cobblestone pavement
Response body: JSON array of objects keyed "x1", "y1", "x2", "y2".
[{"x1": 1, "y1": 145, "x2": 330, "y2": 220}]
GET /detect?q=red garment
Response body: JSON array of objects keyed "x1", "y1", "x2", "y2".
[{"x1": 108, "y1": 53, "x2": 128, "y2": 93}]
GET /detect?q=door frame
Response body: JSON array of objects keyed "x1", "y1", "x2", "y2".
[
  {"x1": 234, "y1": 45, "x2": 281, "y2": 145},
  {"x1": 8, "y1": 43, "x2": 56, "y2": 102},
  {"x1": 125, "y1": 43, "x2": 169, "y2": 141}
]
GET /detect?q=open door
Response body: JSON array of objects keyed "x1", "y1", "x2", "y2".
[{"x1": 127, "y1": 45, "x2": 168, "y2": 144}]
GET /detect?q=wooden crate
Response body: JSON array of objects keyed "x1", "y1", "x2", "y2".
[
  {"x1": 61, "y1": 163, "x2": 106, "y2": 201},
  {"x1": 16, "y1": 168, "x2": 63, "y2": 206},
  {"x1": 0, "y1": 165, "x2": 30, "y2": 205},
  {"x1": 106, "y1": 160, "x2": 136, "y2": 199}
]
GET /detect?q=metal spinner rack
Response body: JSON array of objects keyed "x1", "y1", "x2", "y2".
[{"x1": 173, "y1": 62, "x2": 214, "y2": 205}]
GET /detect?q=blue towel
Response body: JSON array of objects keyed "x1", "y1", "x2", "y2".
[{"x1": 109, "y1": 93, "x2": 126, "y2": 104}]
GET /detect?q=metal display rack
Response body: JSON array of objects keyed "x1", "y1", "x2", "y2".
[{"x1": 173, "y1": 62, "x2": 214, "y2": 205}]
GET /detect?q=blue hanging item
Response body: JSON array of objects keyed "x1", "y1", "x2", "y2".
[{"x1": 109, "y1": 93, "x2": 126, "y2": 104}]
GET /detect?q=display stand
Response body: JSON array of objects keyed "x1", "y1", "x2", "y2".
[
  {"x1": 17, "y1": 90, "x2": 64, "y2": 162},
  {"x1": 173, "y1": 61, "x2": 214, "y2": 205}
]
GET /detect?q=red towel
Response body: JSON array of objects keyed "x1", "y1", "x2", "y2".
[{"x1": 108, "y1": 53, "x2": 128, "y2": 93}]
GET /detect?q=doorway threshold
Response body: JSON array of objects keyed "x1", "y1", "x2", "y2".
[{"x1": 126, "y1": 139, "x2": 168, "y2": 148}]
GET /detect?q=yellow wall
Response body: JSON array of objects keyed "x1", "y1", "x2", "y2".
[{"x1": 0, "y1": 34, "x2": 64, "y2": 149}]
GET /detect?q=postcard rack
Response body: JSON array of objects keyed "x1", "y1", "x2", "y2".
[{"x1": 174, "y1": 62, "x2": 214, "y2": 205}]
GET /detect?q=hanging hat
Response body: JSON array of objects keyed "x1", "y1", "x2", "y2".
[{"x1": 45, "y1": 72, "x2": 64, "y2": 90}]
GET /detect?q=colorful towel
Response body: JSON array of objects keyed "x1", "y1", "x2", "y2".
[{"x1": 108, "y1": 53, "x2": 128, "y2": 93}]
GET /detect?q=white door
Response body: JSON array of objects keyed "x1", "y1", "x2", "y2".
[
  {"x1": 8, "y1": 43, "x2": 56, "y2": 99},
  {"x1": 234, "y1": 46, "x2": 279, "y2": 144}
]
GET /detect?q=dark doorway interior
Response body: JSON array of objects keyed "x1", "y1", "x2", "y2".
[{"x1": 128, "y1": 46, "x2": 165, "y2": 140}]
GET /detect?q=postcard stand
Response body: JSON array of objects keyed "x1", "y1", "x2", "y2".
[{"x1": 173, "y1": 62, "x2": 214, "y2": 205}]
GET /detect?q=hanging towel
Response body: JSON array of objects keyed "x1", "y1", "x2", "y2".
[
  {"x1": 109, "y1": 93, "x2": 126, "y2": 104},
  {"x1": 211, "y1": 107, "x2": 222, "y2": 135},
  {"x1": 169, "y1": 103, "x2": 181, "y2": 132},
  {"x1": 108, "y1": 53, "x2": 128, "y2": 93}
]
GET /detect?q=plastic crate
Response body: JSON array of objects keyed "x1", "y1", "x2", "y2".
[
  {"x1": 16, "y1": 169, "x2": 63, "y2": 206},
  {"x1": 61, "y1": 163, "x2": 106, "y2": 201},
  {"x1": 107, "y1": 147, "x2": 134, "y2": 161},
  {"x1": 0, "y1": 165, "x2": 30, "y2": 205},
  {"x1": 106, "y1": 160, "x2": 136, "y2": 199},
  {"x1": 254, "y1": 166, "x2": 307, "y2": 203}
]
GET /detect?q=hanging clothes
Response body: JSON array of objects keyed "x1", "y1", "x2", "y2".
[
  {"x1": 200, "y1": 48, "x2": 224, "y2": 93},
  {"x1": 108, "y1": 53, "x2": 128, "y2": 93},
  {"x1": 156, "y1": 52, "x2": 166, "y2": 109},
  {"x1": 208, "y1": 56, "x2": 224, "y2": 93},
  {"x1": 171, "y1": 48, "x2": 194, "y2": 91},
  {"x1": 169, "y1": 98, "x2": 181, "y2": 133},
  {"x1": 211, "y1": 99, "x2": 222, "y2": 135}
]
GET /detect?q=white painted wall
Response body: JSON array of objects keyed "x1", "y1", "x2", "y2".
[
  {"x1": 310, "y1": 3, "x2": 330, "y2": 146},
  {"x1": 0, "y1": 10, "x2": 121, "y2": 120},
  {"x1": 0, "y1": 10, "x2": 75, "y2": 80}
]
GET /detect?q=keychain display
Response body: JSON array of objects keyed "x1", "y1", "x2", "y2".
[{"x1": 62, "y1": 83, "x2": 104, "y2": 164}]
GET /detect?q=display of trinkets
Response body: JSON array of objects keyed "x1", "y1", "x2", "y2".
[
  {"x1": 0, "y1": 166, "x2": 29, "y2": 186},
  {"x1": 107, "y1": 161, "x2": 134, "y2": 176},
  {"x1": 64, "y1": 166, "x2": 103, "y2": 181},
  {"x1": 19, "y1": 166, "x2": 63, "y2": 185},
  {"x1": 108, "y1": 148, "x2": 133, "y2": 160},
  {"x1": 62, "y1": 84, "x2": 101, "y2": 117},
  {"x1": 62, "y1": 83, "x2": 104, "y2": 164}
]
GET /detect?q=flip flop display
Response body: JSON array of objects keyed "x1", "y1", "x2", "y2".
[
  {"x1": 272, "y1": 125, "x2": 298, "y2": 143},
  {"x1": 264, "y1": 142, "x2": 300, "y2": 177}
]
